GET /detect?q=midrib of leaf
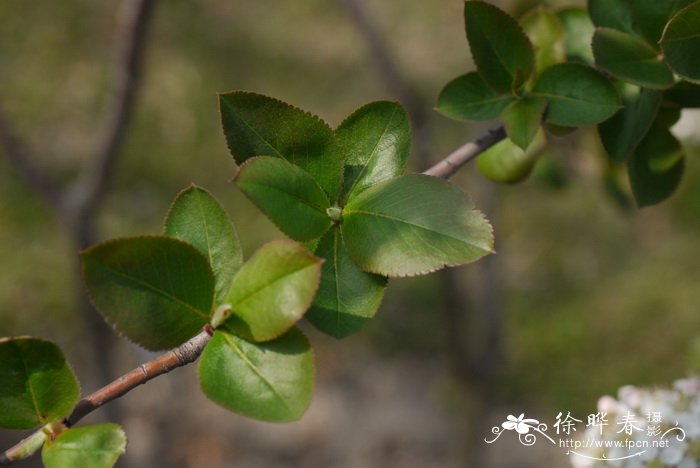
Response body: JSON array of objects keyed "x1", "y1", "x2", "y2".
[
  {"x1": 471, "y1": 15, "x2": 519, "y2": 83},
  {"x1": 333, "y1": 230, "x2": 341, "y2": 335},
  {"x1": 222, "y1": 333, "x2": 291, "y2": 411},
  {"x1": 18, "y1": 344, "x2": 41, "y2": 423},
  {"x1": 222, "y1": 99, "x2": 286, "y2": 160},
  {"x1": 532, "y1": 91, "x2": 619, "y2": 107},
  {"x1": 242, "y1": 181, "x2": 329, "y2": 214},
  {"x1": 230, "y1": 262, "x2": 317, "y2": 312},
  {"x1": 193, "y1": 193, "x2": 215, "y2": 273}
]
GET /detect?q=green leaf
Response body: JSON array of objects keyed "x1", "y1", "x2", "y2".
[
  {"x1": 520, "y1": 7, "x2": 566, "y2": 75},
  {"x1": 533, "y1": 63, "x2": 621, "y2": 126},
  {"x1": 306, "y1": 229, "x2": 387, "y2": 338},
  {"x1": 336, "y1": 101, "x2": 410, "y2": 202},
  {"x1": 198, "y1": 328, "x2": 314, "y2": 422},
  {"x1": 235, "y1": 157, "x2": 331, "y2": 242},
  {"x1": 436, "y1": 72, "x2": 516, "y2": 121},
  {"x1": 627, "y1": 0, "x2": 696, "y2": 44},
  {"x1": 598, "y1": 86, "x2": 663, "y2": 162},
  {"x1": 664, "y1": 81, "x2": 700, "y2": 107},
  {"x1": 661, "y1": 1, "x2": 700, "y2": 83},
  {"x1": 42, "y1": 424, "x2": 126, "y2": 468},
  {"x1": 219, "y1": 240, "x2": 322, "y2": 342},
  {"x1": 0, "y1": 338, "x2": 79, "y2": 429},
  {"x1": 219, "y1": 92, "x2": 343, "y2": 198},
  {"x1": 164, "y1": 185, "x2": 243, "y2": 304},
  {"x1": 464, "y1": 1, "x2": 535, "y2": 93},
  {"x1": 628, "y1": 121, "x2": 685, "y2": 206},
  {"x1": 592, "y1": 28, "x2": 674, "y2": 89},
  {"x1": 502, "y1": 98, "x2": 546, "y2": 150},
  {"x1": 342, "y1": 175, "x2": 493, "y2": 277},
  {"x1": 478, "y1": 130, "x2": 546, "y2": 184},
  {"x1": 557, "y1": 7, "x2": 595, "y2": 63},
  {"x1": 588, "y1": 0, "x2": 637, "y2": 36},
  {"x1": 81, "y1": 236, "x2": 214, "y2": 350}
]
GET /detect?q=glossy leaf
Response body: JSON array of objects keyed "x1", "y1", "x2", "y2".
[
  {"x1": 520, "y1": 7, "x2": 566, "y2": 75},
  {"x1": 219, "y1": 92, "x2": 343, "y2": 197},
  {"x1": 502, "y1": 98, "x2": 546, "y2": 150},
  {"x1": 235, "y1": 157, "x2": 331, "y2": 242},
  {"x1": 0, "y1": 338, "x2": 79, "y2": 429},
  {"x1": 628, "y1": 122, "x2": 685, "y2": 206},
  {"x1": 464, "y1": 1, "x2": 534, "y2": 92},
  {"x1": 306, "y1": 229, "x2": 387, "y2": 338},
  {"x1": 557, "y1": 7, "x2": 595, "y2": 63},
  {"x1": 533, "y1": 63, "x2": 621, "y2": 126},
  {"x1": 436, "y1": 72, "x2": 515, "y2": 121},
  {"x1": 588, "y1": 0, "x2": 637, "y2": 36},
  {"x1": 221, "y1": 241, "x2": 322, "y2": 342},
  {"x1": 42, "y1": 424, "x2": 126, "y2": 468},
  {"x1": 342, "y1": 175, "x2": 493, "y2": 277},
  {"x1": 336, "y1": 101, "x2": 410, "y2": 202},
  {"x1": 664, "y1": 81, "x2": 700, "y2": 107},
  {"x1": 598, "y1": 86, "x2": 663, "y2": 162},
  {"x1": 661, "y1": 1, "x2": 700, "y2": 83},
  {"x1": 198, "y1": 328, "x2": 314, "y2": 422},
  {"x1": 478, "y1": 130, "x2": 546, "y2": 184},
  {"x1": 628, "y1": 0, "x2": 696, "y2": 44},
  {"x1": 164, "y1": 185, "x2": 242, "y2": 303},
  {"x1": 593, "y1": 28, "x2": 674, "y2": 89},
  {"x1": 81, "y1": 236, "x2": 214, "y2": 350}
]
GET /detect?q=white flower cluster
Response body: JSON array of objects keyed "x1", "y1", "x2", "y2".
[{"x1": 571, "y1": 377, "x2": 700, "y2": 467}]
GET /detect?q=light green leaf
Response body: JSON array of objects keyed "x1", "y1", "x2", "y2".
[
  {"x1": 220, "y1": 240, "x2": 322, "y2": 342},
  {"x1": 478, "y1": 130, "x2": 546, "y2": 184},
  {"x1": 593, "y1": 28, "x2": 674, "y2": 89},
  {"x1": 436, "y1": 72, "x2": 516, "y2": 121},
  {"x1": 306, "y1": 229, "x2": 387, "y2": 339},
  {"x1": 664, "y1": 81, "x2": 700, "y2": 107},
  {"x1": 502, "y1": 98, "x2": 546, "y2": 150},
  {"x1": 661, "y1": 1, "x2": 700, "y2": 83},
  {"x1": 533, "y1": 63, "x2": 621, "y2": 126},
  {"x1": 464, "y1": 1, "x2": 535, "y2": 93},
  {"x1": 342, "y1": 175, "x2": 493, "y2": 277},
  {"x1": 198, "y1": 328, "x2": 314, "y2": 422},
  {"x1": 0, "y1": 338, "x2": 79, "y2": 429},
  {"x1": 235, "y1": 157, "x2": 331, "y2": 242},
  {"x1": 42, "y1": 424, "x2": 126, "y2": 468},
  {"x1": 557, "y1": 7, "x2": 595, "y2": 63},
  {"x1": 219, "y1": 92, "x2": 343, "y2": 198},
  {"x1": 520, "y1": 7, "x2": 566, "y2": 75},
  {"x1": 81, "y1": 236, "x2": 214, "y2": 350},
  {"x1": 336, "y1": 101, "x2": 410, "y2": 202},
  {"x1": 164, "y1": 185, "x2": 243, "y2": 304}
]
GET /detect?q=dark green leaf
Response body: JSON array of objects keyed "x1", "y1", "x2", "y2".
[
  {"x1": 520, "y1": 7, "x2": 566, "y2": 75},
  {"x1": 220, "y1": 241, "x2": 322, "y2": 342},
  {"x1": 656, "y1": 104, "x2": 683, "y2": 127},
  {"x1": 342, "y1": 175, "x2": 493, "y2": 277},
  {"x1": 502, "y1": 98, "x2": 546, "y2": 150},
  {"x1": 478, "y1": 131, "x2": 546, "y2": 184},
  {"x1": 336, "y1": 101, "x2": 410, "y2": 202},
  {"x1": 219, "y1": 92, "x2": 343, "y2": 198},
  {"x1": 593, "y1": 28, "x2": 674, "y2": 89},
  {"x1": 628, "y1": 122, "x2": 685, "y2": 206},
  {"x1": 81, "y1": 237, "x2": 214, "y2": 350},
  {"x1": 306, "y1": 229, "x2": 387, "y2": 338},
  {"x1": 661, "y1": 1, "x2": 700, "y2": 83},
  {"x1": 42, "y1": 424, "x2": 126, "y2": 468},
  {"x1": 598, "y1": 86, "x2": 663, "y2": 162},
  {"x1": 533, "y1": 63, "x2": 621, "y2": 126},
  {"x1": 588, "y1": 0, "x2": 637, "y2": 36},
  {"x1": 557, "y1": 7, "x2": 595, "y2": 63},
  {"x1": 464, "y1": 1, "x2": 535, "y2": 92},
  {"x1": 235, "y1": 157, "x2": 331, "y2": 242},
  {"x1": 628, "y1": 0, "x2": 696, "y2": 44},
  {"x1": 0, "y1": 338, "x2": 79, "y2": 429},
  {"x1": 198, "y1": 328, "x2": 314, "y2": 422},
  {"x1": 664, "y1": 81, "x2": 700, "y2": 107},
  {"x1": 164, "y1": 185, "x2": 243, "y2": 304},
  {"x1": 436, "y1": 72, "x2": 516, "y2": 121}
]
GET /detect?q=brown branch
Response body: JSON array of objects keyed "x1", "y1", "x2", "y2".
[{"x1": 422, "y1": 125, "x2": 506, "y2": 179}]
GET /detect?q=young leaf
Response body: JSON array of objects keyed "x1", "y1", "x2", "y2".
[
  {"x1": 220, "y1": 240, "x2": 322, "y2": 342},
  {"x1": 598, "y1": 86, "x2": 663, "y2": 162},
  {"x1": 235, "y1": 157, "x2": 332, "y2": 242},
  {"x1": 477, "y1": 130, "x2": 546, "y2": 184},
  {"x1": 219, "y1": 92, "x2": 343, "y2": 197},
  {"x1": 592, "y1": 28, "x2": 674, "y2": 89},
  {"x1": 336, "y1": 101, "x2": 410, "y2": 202},
  {"x1": 520, "y1": 7, "x2": 566, "y2": 75},
  {"x1": 557, "y1": 7, "x2": 595, "y2": 63},
  {"x1": 306, "y1": 229, "x2": 387, "y2": 339},
  {"x1": 164, "y1": 185, "x2": 243, "y2": 303},
  {"x1": 502, "y1": 97, "x2": 546, "y2": 151},
  {"x1": 0, "y1": 338, "x2": 79, "y2": 430},
  {"x1": 81, "y1": 236, "x2": 214, "y2": 350},
  {"x1": 198, "y1": 328, "x2": 314, "y2": 422},
  {"x1": 42, "y1": 424, "x2": 126, "y2": 468},
  {"x1": 436, "y1": 72, "x2": 516, "y2": 121},
  {"x1": 464, "y1": 1, "x2": 535, "y2": 93},
  {"x1": 664, "y1": 81, "x2": 700, "y2": 107},
  {"x1": 661, "y1": 1, "x2": 700, "y2": 83},
  {"x1": 532, "y1": 63, "x2": 621, "y2": 126},
  {"x1": 342, "y1": 175, "x2": 493, "y2": 277},
  {"x1": 628, "y1": 122, "x2": 685, "y2": 207}
]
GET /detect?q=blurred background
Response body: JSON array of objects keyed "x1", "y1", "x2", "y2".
[{"x1": 1, "y1": 0, "x2": 699, "y2": 466}]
